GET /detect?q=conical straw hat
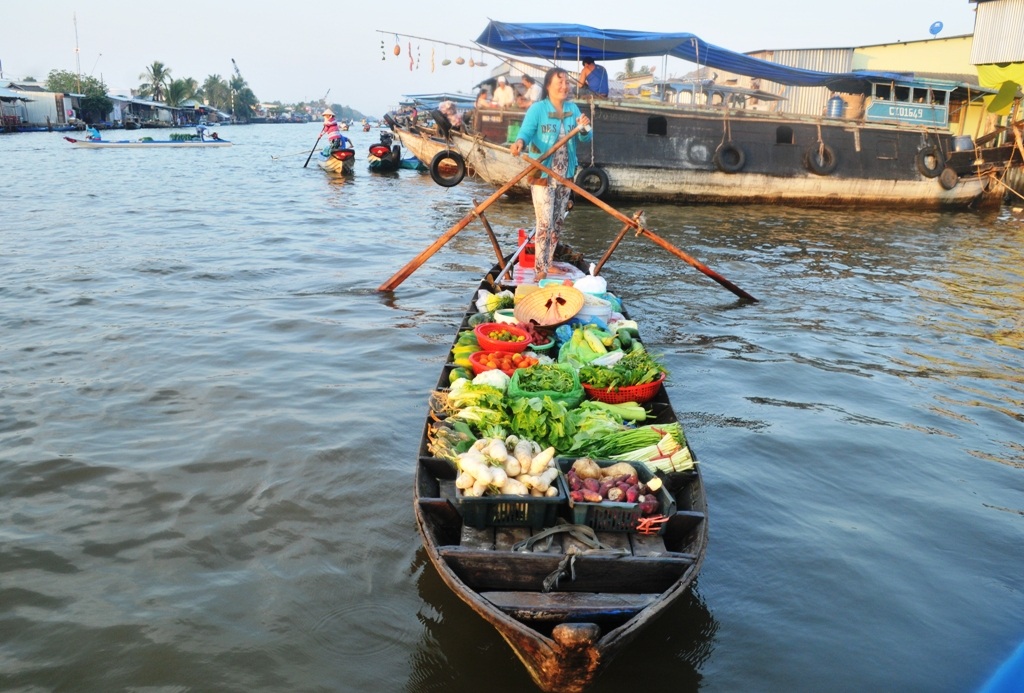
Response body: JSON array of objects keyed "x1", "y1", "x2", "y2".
[{"x1": 514, "y1": 284, "x2": 584, "y2": 326}]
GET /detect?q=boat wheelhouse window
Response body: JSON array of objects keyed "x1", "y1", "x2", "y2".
[
  {"x1": 775, "y1": 125, "x2": 794, "y2": 145},
  {"x1": 647, "y1": 115, "x2": 667, "y2": 136}
]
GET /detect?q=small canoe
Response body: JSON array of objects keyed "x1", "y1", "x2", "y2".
[
  {"x1": 64, "y1": 136, "x2": 231, "y2": 148},
  {"x1": 316, "y1": 146, "x2": 356, "y2": 174},
  {"x1": 415, "y1": 251, "x2": 709, "y2": 692}
]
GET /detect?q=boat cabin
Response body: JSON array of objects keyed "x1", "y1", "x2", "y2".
[
  {"x1": 648, "y1": 80, "x2": 786, "y2": 109},
  {"x1": 865, "y1": 78, "x2": 956, "y2": 127}
]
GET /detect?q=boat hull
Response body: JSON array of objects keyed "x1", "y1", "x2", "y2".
[
  {"x1": 397, "y1": 103, "x2": 1013, "y2": 209},
  {"x1": 64, "y1": 136, "x2": 231, "y2": 148},
  {"x1": 316, "y1": 148, "x2": 356, "y2": 174},
  {"x1": 415, "y1": 255, "x2": 708, "y2": 691}
]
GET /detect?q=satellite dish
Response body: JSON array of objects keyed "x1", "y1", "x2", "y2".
[{"x1": 929, "y1": 21, "x2": 943, "y2": 36}]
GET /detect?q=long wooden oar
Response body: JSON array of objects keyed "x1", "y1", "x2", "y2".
[
  {"x1": 272, "y1": 149, "x2": 314, "y2": 160},
  {"x1": 377, "y1": 125, "x2": 587, "y2": 292},
  {"x1": 303, "y1": 133, "x2": 324, "y2": 168},
  {"x1": 519, "y1": 157, "x2": 758, "y2": 302}
]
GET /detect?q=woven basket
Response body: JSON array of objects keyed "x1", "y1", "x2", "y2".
[{"x1": 582, "y1": 373, "x2": 665, "y2": 404}]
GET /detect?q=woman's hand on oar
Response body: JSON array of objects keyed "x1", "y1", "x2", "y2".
[{"x1": 303, "y1": 133, "x2": 324, "y2": 168}]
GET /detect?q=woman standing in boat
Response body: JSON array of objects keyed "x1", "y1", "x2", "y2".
[
  {"x1": 509, "y1": 67, "x2": 591, "y2": 280},
  {"x1": 320, "y1": 109, "x2": 352, "y2": 150}
]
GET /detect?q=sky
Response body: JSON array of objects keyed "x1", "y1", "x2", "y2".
[{"x1": 1, "y1": 0, "x2": 980, "y2": 117}]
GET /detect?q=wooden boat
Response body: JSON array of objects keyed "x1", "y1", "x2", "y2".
[
  {"x1": 63, "y1": 135, "x2": 231, "y2": 148},
  {"x1": 415, "y1": 251, "x2": 709, "y2": 692},
  {"x1": 316, "y1": 145, "x2": 356, "y2": 174},
  {"x1": 367, "y1": 131, "x2": 403, "y2": 172},
  {"x1": 392, "y1": 21, "x2": 1021, "y2": 209}
]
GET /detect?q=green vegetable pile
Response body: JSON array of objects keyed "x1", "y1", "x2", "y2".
[
  {"x1": 580, "y1": 349, "x2": 667, "y2": 390},
  {"x1": 515, "y1": 364, "x2": 576, "y2": 394}
]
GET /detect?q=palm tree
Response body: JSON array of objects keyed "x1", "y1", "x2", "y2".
[
  {"x1": 616, "y1": 58, "x2": 637, "y2": 80},
  {"x1": 202, "y1": 75, "x2": 230, "y2": 111},
  {"x1": 165, "y1": 78, "x2": 197, "y2": 107},
  {"x1": 228, "y1": 74, "x2": 259, "y2": 120},
  {"x1": 139, "y1": 61, "x2": 171, "y2": 101}
]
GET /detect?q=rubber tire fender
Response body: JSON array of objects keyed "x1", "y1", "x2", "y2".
[
  {"x1": 713, "y1": 143, "x2": 745, "y2": 173},
  {"x1": 430, "y1": 109, "x2": 452, "y2": 138},
  {"x1": 575, "y1": 166, "x2": 609, "y2": 198},
  {"x1": 392, "y1": 144, "x2": 401, "y2": 162},
  {"x1": 938, "y1": 166, "x2": 959, "y2": 190},
  {"x1": 804, "y1": 143, "x2": 838, "y2": 175},
  {"x1": 429, "y1": 150, "x2": 466, "y2": 187},
  {"x1": 916, "y1": 145, "x2": 944, "y2": 178}
]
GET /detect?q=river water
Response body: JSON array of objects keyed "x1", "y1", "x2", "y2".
[{"x1": 1, "y1": 124, "x2": 1022, "y2": 693}]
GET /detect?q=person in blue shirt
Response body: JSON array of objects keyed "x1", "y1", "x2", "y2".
[
  {"x1": 85, "y1": 125, "x2": 101, "y2": 141},
  {"x1": 509, "y1": 67, "x2": 593, "y2": 280},
  {"x1": 577, "y1": 57, "x2": 609, "y2": 98}
]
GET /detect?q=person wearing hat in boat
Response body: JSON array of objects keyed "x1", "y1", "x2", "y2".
[
  {"x1": 508, "y1": 67, "x2": 592, "y2": 281},
  {"x1": 320, "y1": 109, "x2": 352, "y2": 151},
  {"x1": 577, "y1": 57, "x2": 609, "y2": 98},
  {"x1": 196, "y1": 121, "x2": 208, "y2": 141},
  {"x1": 85, "y1": 125, "x2": 101, "y2": 141},
  {"x1": 492, "y1": 75, "x2": 516, "y2": 109}
]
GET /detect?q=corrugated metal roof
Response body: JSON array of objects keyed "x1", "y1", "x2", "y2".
[
  {"x1": 0, "y1": 86, "x2": 33, "y2": 101},
  {"x1": 971, "y1": 0, "x2": 1024, "y2": 63},
  {"x1": 747, "y1": 48, "x2": 854, "y2": 116}
]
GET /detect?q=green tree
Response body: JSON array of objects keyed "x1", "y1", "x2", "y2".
[
  {"x1": 138, "y1": 61, "x2": 171, "y2": 101},
  {"x1": 202, "y1": 75, "x2": 230, "y2": 111},
  {"x1": 165, "y1": 77, "x2": 199, "y2": 107},
  {"x1": 228, "y1": 74, "x2": 259, "y2": 121},
  {"x1": 45, "y1": 69, "x2": 112, "y2": 123},
  {"x1": 616, "y1": 58, "x2": 653, "y2": 80}
]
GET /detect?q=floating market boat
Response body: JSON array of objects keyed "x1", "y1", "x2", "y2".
[
  {"x1": 63, "y1": 135, "x2": 231, "y2": 148},
  {"x1": 316, "y1": 145, "x2": 356, "y2": 174},
  {"x1": 415, "y1": 248, "x2": 709, "y2": 692},
  {"x1": 367, "y1": 131, "x2": 404, "y2": 172},
  {"x1": 393, "y1": 21, "x2": 1022, "y2": 209}
]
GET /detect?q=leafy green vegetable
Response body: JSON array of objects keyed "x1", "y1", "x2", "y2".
[
  {"x1": 509, "y1": 396, "x2": 576, "y2": 451},
  {"x1": 574, "y1": 422, "x2": 685, "y2": 459},
  {"x1": 566, "y1": 404, "x2": 627, "y2": 452},
  {"x1": 580, "y1": 349, "x2": 667, "y2": 389},
  {"x1": 515, "y1": 364, "x2": 575, "y2": 393}
]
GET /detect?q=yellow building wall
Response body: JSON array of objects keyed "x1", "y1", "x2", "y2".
[
  {"x1": 853, "y1": 36, "x2": 975, "y2": 74},
  {"x1": 853, "y1": 36, "x2": 1000, "y2": 138}
]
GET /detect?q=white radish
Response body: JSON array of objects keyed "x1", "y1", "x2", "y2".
[
  {"x1": 487, "y1": 439, "x2": 508, "y2": 461},
  {"x1": 513, "y1": 439, "x2": 534, "y2": 467},
  {"x1": 504, "y1": 456, "x2": 522, "y2": 477},
  {"x1": 529, "y1": 446, "x2": 556, "y2": 475},
  {"x1": 490, "y1": 467, "x2": 508, "y2": 488},
  {"x1": 500, "y1": 477, "x2": 529, "y2": 495}
]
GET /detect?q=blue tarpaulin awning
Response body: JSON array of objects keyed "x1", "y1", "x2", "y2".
[{"x1": 475, "y1": 21, "x2": 916, "y2": 94}]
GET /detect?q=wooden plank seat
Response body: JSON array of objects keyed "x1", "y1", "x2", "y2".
[
  {"x1": 438, "y1": 545, "x2": 695, "y2": 593},
  {"x1": 482, "y1": 590, "x2": 660, "y2": 622}
]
